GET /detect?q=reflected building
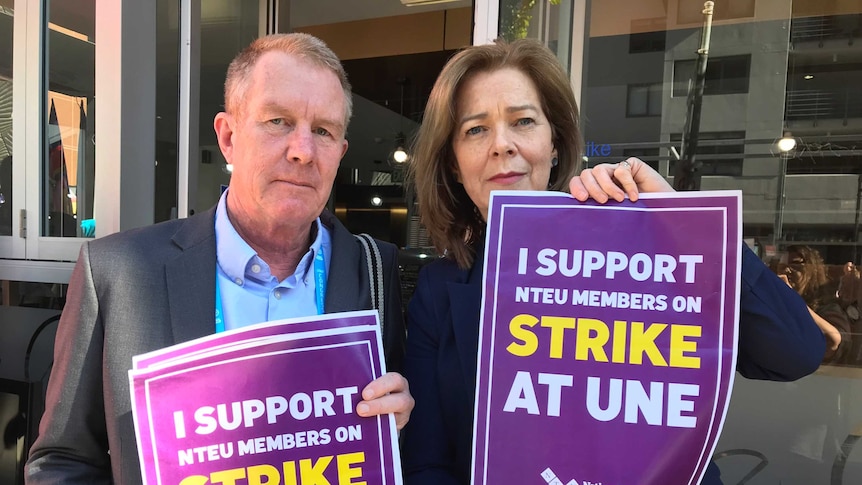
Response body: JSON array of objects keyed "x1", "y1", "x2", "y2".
[{"x1": 582, "y1": 1, "x2": 862, "y2": 265}]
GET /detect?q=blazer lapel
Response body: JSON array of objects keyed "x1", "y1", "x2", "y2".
[
  {"x1": 166, "y1": 208, "x2": 218, "y2": 344},
  {"x1": 448, "y1": 249, "x2": 485, "y2": 392},
  {"x1": 322, "y1": 211, "x2": 366, "y2": 313},
  {"x1": 449, "y1": 279, "x2": 482, "y2": 391}
]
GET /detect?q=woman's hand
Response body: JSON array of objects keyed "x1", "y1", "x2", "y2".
[
  {"x1": 569, "y1": 157, "x2": 674, "y2": 203},
  {"x1": 808, "y1": 308, "x2": 842, "y2": 353}
]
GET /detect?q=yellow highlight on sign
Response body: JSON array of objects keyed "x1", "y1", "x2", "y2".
[{"x1": 506, "y1": 314, "x2": 701, "y2": 369}]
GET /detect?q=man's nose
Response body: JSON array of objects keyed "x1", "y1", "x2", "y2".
[{"x1": 285, "y1": 129, "x2": 315, "y2": 164}]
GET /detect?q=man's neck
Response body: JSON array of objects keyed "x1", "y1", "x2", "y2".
[{"x1": 226, "y1": 200, "x2": 315, "y2": 281}]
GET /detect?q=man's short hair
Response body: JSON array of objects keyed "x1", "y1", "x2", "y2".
[{"x1": 224, "y1": 33, "x2": 353, "y2": 125}]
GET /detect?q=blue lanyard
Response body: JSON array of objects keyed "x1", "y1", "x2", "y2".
[
  {"x1": 215, "y1": 277, "x2": 225, "y2": 333},
  {"x1": 313, "y1": 249, "x2": 327, "y2": 315},
  {"x1": 215, "y1": 250, "x2": 327, "y2": 333}
]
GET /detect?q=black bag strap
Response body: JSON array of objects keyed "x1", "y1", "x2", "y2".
[{"x1": 356, "y1": 233, "x2": 384, "y2": 332}]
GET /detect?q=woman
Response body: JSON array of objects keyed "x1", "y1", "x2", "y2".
[
  {"x1": 837, "y1": 260, "x2": 860, "y2": 309},
  {"x1": 781, "y1": 245, "x2": 851, "y2": 363},
  {"x1": 402, "y1": 38, "x2": 824, "y2": 485}
]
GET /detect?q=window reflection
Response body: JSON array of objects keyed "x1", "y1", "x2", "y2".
[
  {"x1": 676, "y1": 0, "x2": 754, "y2": 24},
  {"x1": 672, "y1": 55, "x2": 751, "y2": 97},
  {"x1": 0, "y1": 0, "x2": 13, "y2": 237},
  {"x1": 499, "y1": 0, "x2": 573, "y2": 70},
  {"x1": 192, "y1": 0, "x2": 259, "y2": 218},
  {"x1": 626, "y1": 83, "x2": 662, "y2": 117},
  {"x1": 582, "y1": 2, "x2": 862, "y2": 482},
  {"x1": 42, "y1": 0, "x2": 95, "y2": 238},
  {"x1": 293, "y1": 1, "x2": 473, "y2": 249},
  {"x1": 154, "y1": 0, "x2": 179, "y2": 224},
  {"x1": 582, "y1": 1, "x2": 862, "y2": 260}
]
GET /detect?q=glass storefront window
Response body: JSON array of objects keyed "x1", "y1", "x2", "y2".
[
  {"x1": 581, "y1": 0, "x2": 862, "y2": 267},
  {"x1": 42, "y1": 0, "x2": 95, "y2": 237},
  {"x1": 291, "y1": 0, "x2": 473, "y2": 292},
  {"x1": 154, "y1": 0, "x2": 180, "y2": 224},
  {"x1": 499, "y1": 0, "x2": 573, "y2": 70},
  {"x1": 0, "y1": 0, "x2": 13, "y2": 237},
  {"x1": 581, "y1": 1, "x2": 862, "y2": 481},
  {"x1": 192, "y1": 0, "x2": 259, "y2": 216}
]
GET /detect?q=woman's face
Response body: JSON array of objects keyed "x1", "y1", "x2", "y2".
[{"x1": 451, "y1": 67, "x2": 556, "y2": 220}]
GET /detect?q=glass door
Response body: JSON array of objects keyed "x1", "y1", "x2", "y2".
[
  {"x1": 21, "y1": 0, "x2": 95, "y2": 263},
  {"x1": 0, "y1": 0, "x2": 22, "y2": 259}
]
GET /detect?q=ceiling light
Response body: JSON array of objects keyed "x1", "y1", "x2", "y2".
[
  {"x1": 371, "y1": 196, "x2": 383, "y2": 207},
  {"x1": 777, "y1": 135, "x2": 796, "y2": 153},
  {"x1": 393, "y1": 147, "x2": 408, "y2": 163},
  {"x1": 803, "y1": 74, "x2": 814, "y2": 80}
]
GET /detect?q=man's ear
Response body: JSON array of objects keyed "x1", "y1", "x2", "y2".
[
  {"x1": 340, "y1": 138, "x2": 349, "y2": 160},
  {"x1": 213, "y1": 112, "x2": 235, "y2": 162}
]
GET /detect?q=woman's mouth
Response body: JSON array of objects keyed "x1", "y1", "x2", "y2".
[{"x1": 489, "y1": 172, "x2": 525, "y2": 185}]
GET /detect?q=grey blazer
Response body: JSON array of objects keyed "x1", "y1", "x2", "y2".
[{"x1": 25, "y1": 207, "x2": 405, "y2": 485}]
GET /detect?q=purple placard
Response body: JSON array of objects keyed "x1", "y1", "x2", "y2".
[
  {"x1": 130, "y1": 313, "x2": 400, "y2": 485},
  {"x1": 134, "y1": 310, "x2": 380, "y2": 370},
  {"x1": 472, "y1": 191, "x2": 741, "y2": 485}
]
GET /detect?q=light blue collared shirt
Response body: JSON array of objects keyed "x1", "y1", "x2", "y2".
[{"x1": 214, "y1": 190, "x2": 331, "y2": 330}]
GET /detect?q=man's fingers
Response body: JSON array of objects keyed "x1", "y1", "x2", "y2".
[
  {"x1": 356, "y1": 372, "x2": 414, "y2": 429},
  {"x1": 356, "y1": 392, "x2": 415, "y2": 428},
  {"x1": 361, "y1": 372, "x2": 407, "y2": 401}
]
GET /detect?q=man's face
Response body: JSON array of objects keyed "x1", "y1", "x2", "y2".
[{"x1": 215, "y1": 51, "x2": 348, "y2": 230}]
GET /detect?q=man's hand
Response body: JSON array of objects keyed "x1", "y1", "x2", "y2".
[
  {"x1": 355, "y1": 372, "x2": 414, "y2": 430},
  {"x1": 569, "y1": 157, "x2": 673, "y2": 203}
]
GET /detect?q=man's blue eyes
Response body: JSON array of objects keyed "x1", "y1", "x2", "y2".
[{"x1": 267, "y1": 120, "x2": 332, "y2": 137}]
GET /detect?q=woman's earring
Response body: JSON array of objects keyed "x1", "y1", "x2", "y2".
[{"x1": 551, "y1": 157, "x2": 558, "y2": 167}]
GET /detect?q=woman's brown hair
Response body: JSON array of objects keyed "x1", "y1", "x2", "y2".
[
  {"x1": 786, "y1": 245, "x2": 831, "y2": 307},
  {"x1": 408, "y1": 38, "x2": 582, "y2": 269}
]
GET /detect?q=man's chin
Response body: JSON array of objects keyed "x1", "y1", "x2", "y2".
[{"x1": 269, "y1": 202, "x2": 324, "y2": 223}]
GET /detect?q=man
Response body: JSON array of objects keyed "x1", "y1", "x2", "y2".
[{"x1": 26, "y1": 33, "x2": 412, "y2": 484}]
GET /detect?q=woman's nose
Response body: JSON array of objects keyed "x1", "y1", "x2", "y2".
[{"x1": 492, "y1": 129, "x2": 516, "y2": 157}]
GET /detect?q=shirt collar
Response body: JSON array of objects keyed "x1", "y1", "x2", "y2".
[
  {"x1": 293, "y1": 218, "x2": 328, "y2": 283},
  {"x1": 215, "y1": 190, "x2": 327, "y2": 284}
]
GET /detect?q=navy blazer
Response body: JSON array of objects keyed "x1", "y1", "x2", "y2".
[{"x1": 401, "y1": 244, "x2": 825, "y2": 485}]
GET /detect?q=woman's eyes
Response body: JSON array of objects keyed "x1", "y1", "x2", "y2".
[{"x1": 463, "y1": 117, "x2": 535, "y2": 136}]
